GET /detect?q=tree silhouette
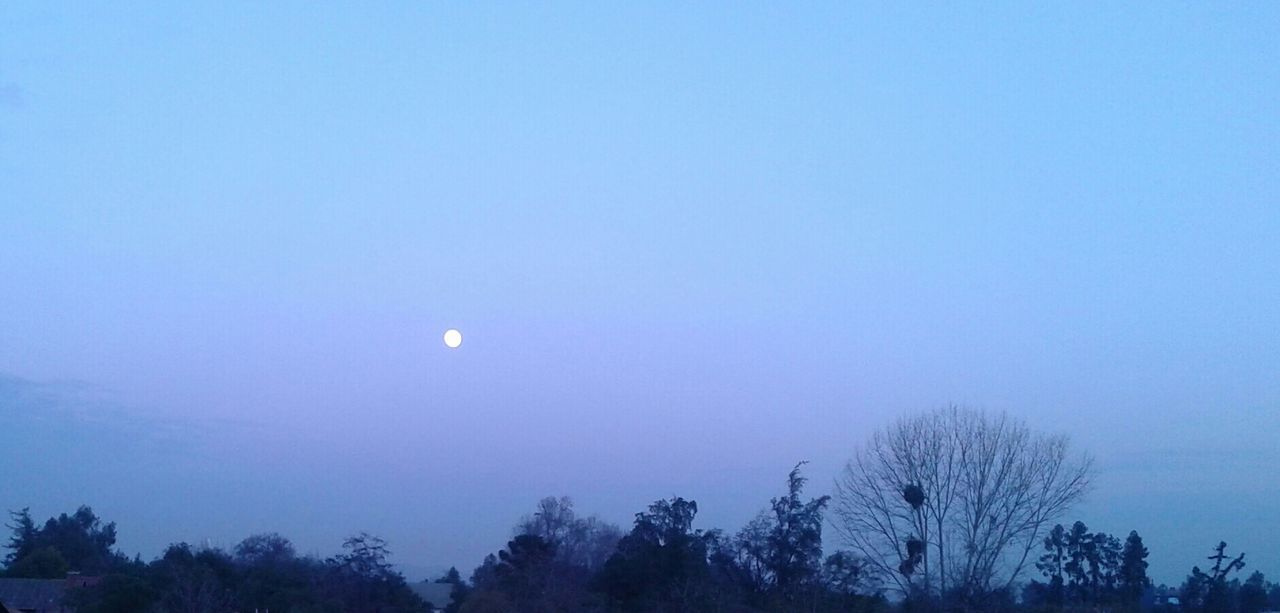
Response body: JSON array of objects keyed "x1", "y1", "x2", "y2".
[
  {"x1": 1118, "y1": 530, "x2": 1150, "y2": 608},
  {"x1": 833, "y1": 407, "x2": 1093, "y2": 607},
  {"x1": 5, "y1": 506, "x2": 124, "y2": 575},
  {"x1": 599, "y1": 497, "x2": 714, "y2": 611},
  {"x1": 1181, "y1": 541, "x2": 1246, "y2": 612}
]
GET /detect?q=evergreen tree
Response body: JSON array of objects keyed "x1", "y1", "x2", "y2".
[
  {"x1": 1064, "y1": 521, "x2": 1091, "y2": 604},
  {"x1": 1239, "y1": 571, "x2": 1269, "y2": 613},
  {"x1": 1035, "y1": 523, "x2": 1068, "y2": 607},
  {"x1": 5, "y1": 506, "x2": 123, "y2": 575},
  {"x1": 1180, "y1": 541, "x2": 1246, "y2": 613},
  {"x1": 764, "y1": 462, "x2": 830, "y2": 597},
  {"x1": 598, "y1": 497, "x2": 714, "y2": 611},
  {"x1": 1118, "y1": 530, "x2": 1150, "y2": 608}
]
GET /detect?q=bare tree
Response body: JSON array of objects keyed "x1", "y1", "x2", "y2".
[
  {"x1": 516, "y1": 497, "x2": 578, "y2": 546},
  {"x1": 515, "y1": 496, "x2": 622, "y2": 573},
  {"x1": 832, "y1": 406, "x2": 1092, "y2": 607}
]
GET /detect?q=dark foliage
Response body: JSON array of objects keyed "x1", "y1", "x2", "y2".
[
  {"x1": 5, "y1": 508, "x2": 427, "y2": 613},
  {"x1": 1180, "y1": 541, "x2": 1247, "y2": 613},
  {"x1": 5, "y1": 506, "x2": 126, "y2": 575},
  {"x1": 1026, "y1": 522, "x2": 1147, "y2": 611},
  {"x1": 6, "y1": 461, "x2": 1279, "y2": 613}
]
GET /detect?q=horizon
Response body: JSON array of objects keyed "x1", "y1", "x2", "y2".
[
  {"x1": 2, "y1": 1, "x2": 1278, "y2": 602},
  {"x1": 1, "y1": 372, "x2": 1272, "y2": 588}
]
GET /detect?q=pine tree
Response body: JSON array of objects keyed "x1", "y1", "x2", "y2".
[
  {"x1": 1036, "y1": 524, "x2": 1068, "y2": 607},
  {"x1": 1064, "y1": 521, "x2": 1090, "y2": 604},
  {"x1": 1118, "y1": 531, "x2": 1149, "y2": 609}
]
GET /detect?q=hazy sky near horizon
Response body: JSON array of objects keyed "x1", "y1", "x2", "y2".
[{"x1": 2, "y1": 2, "x2": 1278, "y2": 585}]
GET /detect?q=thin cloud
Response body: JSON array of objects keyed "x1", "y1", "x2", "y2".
[
  {"x1": 0, "y1": 373, "x2": 209, "y2": 456},
  {"x1": 0, "y1": 372, "x2": 326, "y2": 463}
]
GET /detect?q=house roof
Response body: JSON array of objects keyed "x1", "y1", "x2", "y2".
[
  {"x1": 0, "y1": 578, "x2": 66, "y2": 611},
  {"x1": 408, "y1": 581, "x2": 454, "y2": 610}
]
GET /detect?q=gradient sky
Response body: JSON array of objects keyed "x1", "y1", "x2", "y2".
[{"x1": 2, "y1": 2, "x2": 1278, "y2": 586}]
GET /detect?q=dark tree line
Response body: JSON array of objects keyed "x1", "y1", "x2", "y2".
[
  {"x1": 7, "y1": 498, "x2": 1280, "y2": 613},
  {"x1": 456, "y1": 462, "x2": 885, "y2": 613},
  {"x1": 5, "y1": 409, "x2": 1279, "y2": 613},
  {"x1": 1023, "y1": 521, "x2": 1150, "y2": 611},
  {"x1": 5, "y1": 507, "x2": 429, "y2": 612},
  {"x1": 5, "y1": 506, "x2": 127, "y2": 578},
  {"x1": 1170, "y1": 541, "x2": 1269, "y2": 613}
]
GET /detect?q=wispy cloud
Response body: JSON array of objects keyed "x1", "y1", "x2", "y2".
[
  {"x1": 0, "y1": 373, "x2": 207, "y2": 455},
  {"x1": 0, "y1": 373, "x2": 319, "y2": 462}
]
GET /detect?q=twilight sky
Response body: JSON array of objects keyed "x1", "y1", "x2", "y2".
[{"x1": 1, "y1": 2, "x2": 1278, "y2": 586}]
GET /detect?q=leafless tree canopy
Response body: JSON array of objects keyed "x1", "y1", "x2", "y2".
[
  {"x1": 515, "y1": 496, "x2": 623, "y2": 573},
  {"x1": 832, "y1": 406, "x2": 1093, "y2": 603}
]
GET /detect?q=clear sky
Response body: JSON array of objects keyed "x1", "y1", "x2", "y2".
[{"x1": 1, "y1": 2, "x2": 1277, "y2": 586}]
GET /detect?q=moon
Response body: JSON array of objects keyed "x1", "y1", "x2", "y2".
[{"x1": 443, "y1": 328, "x2": 463, "y2": 348}]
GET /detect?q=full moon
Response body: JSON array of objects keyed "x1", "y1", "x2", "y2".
[{"x1": 443, "y1": 328, "x2": 463, "y2": 348}]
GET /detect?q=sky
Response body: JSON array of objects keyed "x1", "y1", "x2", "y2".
[{"x1": 1, "y1": 2, "x2": 1278, "y2": 586}]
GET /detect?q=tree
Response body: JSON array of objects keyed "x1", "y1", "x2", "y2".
[
  {"x1": 232, "y1": 533, "x2": 326, "y2": 612},
  {"x1": 1096, "y1": 533, "x2": 1123, "y2": 599},
  {"x1": 832, "y1": 407, "x2": 1093, "y2": 607},
  {"x1": 437, "y1": 566, "x2": 463, "y2": 585},
  {"x1": 1118, "y1": 530, "x2": 1150, "y2": 608},
  {"x1": 66, "y1": 574, "x2": 158, "y2": 613},
  {"x1": 151, "y1": 543, "x2": 237, "y2": 613},
  {"x1": 326, "y1": 533, "x2": 426, "y2": 613},
  {"x1": 5, "y1": 545, "x2": 69, "y2": 578},
  {"x1": 821, "y1": 550, "x2": 887, "y2": 612},
  {"x1": 1239, "y1": 571, "x2": 1269, "y2": 613},
  {"x1": 470, "y1": 553, "x2": 500, "y2": 591},
  {"x1": 4, "y1": 508, "x2": 38, "y2": 566},
  {"x1": 823, "y1": 550, "x2": 875, "y2": 596},
  {"x1": 1180, "y1": 541, "x2": 1246, "y2": 613},
  {"x1": 725, "y1": 462, "x2": 831, "y2": 607},
  {"x1": 465, "y1": 533, "x2": 594, "y2": 613},
  {"x1": 457, "y1": 589, "x2": 515, "y2": 613},
  {"x1": 493, "y1": 535, "x2": 557, "y2": 608},
  {"x1": 726, "y1": 511, "x2": 773, "y2": 594},
  {"x1": 1034, "y1": 523, "x2": 1068, "y2": 607},
  {"x1": 335, "y1": 532, "x2": 396, "y2": 580},
  {"x1": 5, "y1": 506, "x2": 124, "y2": 574},
  {"x1": 515, "y1": 496, "x2": 622, "y2": 573},
  {"x1": 233, "y1": 532, "x2": 296, "y2": 566},
  {"x1": 1077, "y1": 528, "x2": 1121, "y2": 605},
  {"x1": 513, "y1": 497, "x2": 625, "y2": 607},
  {"x1": 517, "y1": 497, "x2": 578, "y2": 548},
  {"x1": 765, "y1": 462, "x2": 830, "y2": 597},
  {"x1": 465, "y1": 531, "x2": 606, "y2": 613},
  {"x1": 1028, "y1": 522, "x2": 1133, "y2": 609},
  {"x1": 28, "y1": 520, "x2": 427, "y2": 613},
  {"x1": 598, "y1": 497, "x2": 715, "y2": 611},
  {"x1": 706, "y1": 463, "x2": 836, "y2": 610},
  {"x1": 570, "y1": 516, "x2": 624, "y2": 574},
  {"x1": 436, "y1": 566, "x2": 470, "y2": 613},
  {"x1": 1063, "y1": 520, "x2": 1090, "y2": 603}
]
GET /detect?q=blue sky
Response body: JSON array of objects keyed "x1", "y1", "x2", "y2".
[{"x1": 2, "y1": 2, "x2": 1278, "y2": 585}]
